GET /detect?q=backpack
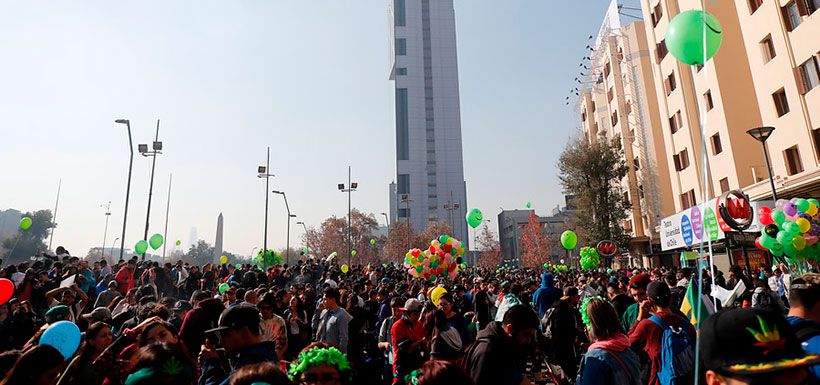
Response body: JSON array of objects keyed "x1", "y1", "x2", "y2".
[
  {"x1": 648, "y1": 315, "x2": 695, "y2": 385},
  {"x1": 541, "y1": 306, "x2": 559, "y2": 340}
]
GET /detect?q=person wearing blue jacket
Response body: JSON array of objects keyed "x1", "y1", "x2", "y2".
[
  {"x1": 532, "y1": 273, "x2": 559, "y2": 318},
  {"x1": 576, "y1": 297, "x2": 641, "y2": 385}
]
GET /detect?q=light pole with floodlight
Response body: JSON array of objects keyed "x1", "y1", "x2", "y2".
[
  {"x1": 747, "y1": 126, "x2": 779, "y2": 201},
  {"x1": 257, "y1": 147, "x2": 274, "y2": 270},
  {"x1": 272, "y1": 190, "x2": 294, "y2": 265},
  {"x1": 297, "y1": 221, "x2": 309, "y2": 258},
  {"x1": 114, "y1": 119, "x2": 133, "y2": 261},
  {"x1": 138, "y1": 120, "x2": 163, "y2": 260},
  {"x1": 338, "y1": 166, "x2": 357, "y2": 267},
  {"x1": 101, "y1": 201, "x2": 111, "y2": 264}
]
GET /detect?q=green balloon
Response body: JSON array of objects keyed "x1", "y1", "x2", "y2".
[
  {"x1": 665, "y1": 10, "x2": 723, "y2": 65},
  {"x1": 18, "y1": 217, "x2": 32, "y2": 230},
  {"x1": 466, "y1": 208, "x2": 484, "y2": 229},
  {"x1": 135, "y1": 240, "x2": 149, "y2": 255},
  {"x1": 218, "y1": 283, "x2": 229, "y2": 294},
  {"x1": 370, "y1": 239, "x2": 376, "y2": 245},
  {"x1": 236, "y1": 263, "x2": 242, "y2": 269},
  {"x1": 560, "y1": 230, "x2": 577, "y2": 250},
  {"x1": 796, "y1": 199, "x2": 810, "y2": 213},
  {"x1": 351, "y1": 250, "x2": 357, "y2": 257},
  {"x1": 175, "y1": 240, "x2": 182, "y2": 246},
  {"x1": 526, "y1": 202, "x2": 532, "y2": 209},
  {"x1": 772, "y1": 210, "x2": 786, "y2": 225},
  {"x1": 148, "y1": 233, "x2": 164, "y2": 250}
]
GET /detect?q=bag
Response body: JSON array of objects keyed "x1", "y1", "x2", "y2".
[
  {"x1": 541, "y1": 306, "x2": 559, "y2": 340},
  {"x1": 648, "y1": 315, "x2": 695, "y2": 385}
]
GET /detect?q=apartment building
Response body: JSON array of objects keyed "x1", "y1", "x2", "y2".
[
  {"x1": 733, "y1": 0, "x2": 820, "y2": 200},
  {"x1": 578, "y1": 0, "x2": 675, "y2": 258}
]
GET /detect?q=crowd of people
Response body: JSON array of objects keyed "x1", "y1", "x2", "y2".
[{"x1": 0, "y1": 246, "x2": 819, "y2": 385}]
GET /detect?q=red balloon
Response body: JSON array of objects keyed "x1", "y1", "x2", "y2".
[
  {"x1": 0, "y1": 278, "x2": 13, "y2": 305},
  {"x1": 429, "y1": 246, "x2": 436, "y2": 253},
  {"x1": 411, "y1": 249, "x2": 421, "y2": 258},
  {"x1": 758, "y1": 207, "x2": 774, "y2": 226},
  {"x1": 755, "y1": 237, "x2": 766, "y2": 251},
  {"x1": 441, "y1": 244, "x2": 453, "y2": 253}
]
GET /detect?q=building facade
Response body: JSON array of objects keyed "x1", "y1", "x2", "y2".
[
  {"x1": 578, "y1": 1, "x2": 676, "y2": 259},
  {"x1": 732, "y1": 0, "x2": 820, "y2": 200},
  {"x1": 498, "y1": 209, "x2": 568, "y2": 267},
  {"x1": 387, "y1": 0, "x2": 469, "y2": 246}
]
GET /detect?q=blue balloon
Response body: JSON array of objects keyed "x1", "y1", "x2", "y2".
[{"x1": 40, "y1": 320, "x2": 81, "y2": 360}]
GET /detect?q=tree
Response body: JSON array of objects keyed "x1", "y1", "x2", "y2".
[
  {"x1": 185, "y1": 240, "x2": 216, "y2": 267},
  {"x1": 519, "y1": 212, "x2": 550, "y2": 268},
  {"x1": 384, "y1": 221, "x2": 414, "y2": 262},
  {"x1": 1, "y1": 210, "x2": 54, "y2": 264},
  {"x1": 474, "y1": 223, "x2": 501, "y2": 268},
  {"x1": 558, "y1": 134, "x2": 631, "y2": 247},
  {"x1": 301, "y1": 209, "x2": 380, "y2": 265}
]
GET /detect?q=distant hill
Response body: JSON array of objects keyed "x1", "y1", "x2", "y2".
[{"x1": 0, "y1": 208, "x2": 22, "y2": 243}]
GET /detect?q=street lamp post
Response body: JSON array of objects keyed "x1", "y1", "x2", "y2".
[
  {"x1": 111, "y1": 237, "x2": 119, "y2": 262},
  {"x1": 114, "y1": 119, "x2": 133, "y2": 261},
  {"x1": 257, "y1": 147, "x2": 275, "y2": 271},
  {"x1": 138, "y1": 120, "x2": 163, "y2": 260},
  {"x1": 297, "y1": 221, "x2": 309, "y2": 258},
  {"x1": 101, "y1": 201, "x2": 111, "y2": 264},
  {"x1": 272, "y1": 190, "x2": 295, "y2": 266},
  {"x1": 747, "y1": 126, "x2": 779, "y2": 201},
  {"x1": 338, "y1": 166, "x2": 358, "y2": 267},
  {"x1": 381, "y1": 213, "x2": 389, "y2": 229}
]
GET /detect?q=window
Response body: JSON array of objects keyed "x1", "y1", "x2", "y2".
[
  {"x1": 394, "y1": 0, "x2": 406, "y2": 26},
  {"x1": 798, "y1": 57, "x2": 820, "y2": 94},
  {"x1": 611, "y1": 111, "x2": 619, "y2": 126},
  {"x1": 607, "y1": 87, "x2": 614, "y2": 102},
  {"x1": 651, "y1": 2, "x2": 663, "y2": 26},
  {"x1": 785, "y1": 146, "x2": 804, "y2": 175},
  {"x1": 681, "y1": 190, "x2": 696, "y2": 210},
  {"x1": 674, "y1": 148, "x2": 690, "y2": 171},
  {"x1": 695, "y1": 64, "x2": 704, "y2": 72},
  {"x1": 396, "y1": 67, "x2": 407, "y2": 76},
  {"x1": 397, "y1": 174, "x2": 410, "y2": 194},
  {"x1": 773, "y1": 88, "x2": 790, "y2": 117},
  {"x1": 749, "y1": 0, "x2": 763, "y2": 13},
  {"x1": 704, "y1": 90, "x2": 714, "y2": 111},
  {"x1": 669, "y1": 110, "x2": 683, "y2": 134},
  {"x1": 395, "y1": 38, "x2": 407, "y2": 55},
  {"x1": 664, "y1": 72, "x2": 677, "y2": 96},
  {"x1": 634, "y1": 157, "x2": 640, "y2": 170},
  {"x1": 813, "y1": 128, "x2": 820, "y2": 160},
  {"x1": 625, "y1": 101, "x2": 632, "y2": 115},
  {"x1": 623, "y1": 191, "x2": 630, "y2": 205},
  {"x1": 761, "y1": 35, "x2": 776, "y2": 62},
  {"x1": 783, "y1": 1, "x2": 802, "y2": 31},
  {"x1": 581, "y1": 112, "x2": 586, "y2": 122},
  {"x1": 396, "y1": 88, "x2": 409, "y2": 160},
  {"x1": 808, "y1": 0, "x2": 820, "y2": 14},
  {"x1": 656, "y1": 40, "x2": 668, "y2": 63},
  {"x1": 719, "y1": 178, "x2": 730, "y2": 194},
  {"x1": 604, "y1": 62, "x2": 611, "y2": 78},
  {"x1": 711, "y1": 133, "x2": 723, "y2": 155},
  {"x1": 398, "y1": 208, "x2": 410, "y2": 218}
]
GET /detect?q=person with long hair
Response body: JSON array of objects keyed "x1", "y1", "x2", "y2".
[
  {"x1": 122, "y1": 343, "x2": 196, "y2": 385},
  {"x1": 576, "y1": 297, "x2": 640, "y2": 385},
  {"x1": 283, "y1": 295, "x2": 310, "y2": 361},
  {"x1": 424, "y1": 309, "x2": 461, "y2": 362},
  {"x1": 58, "y1": 321, "x2": 114, "y2": 385},
  {"x1": 0, "y1": 345, "x2": 65, "y2": 385}
]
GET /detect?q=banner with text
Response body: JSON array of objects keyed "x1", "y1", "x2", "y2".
[{"x1": 660, "y1": 199, "x2": 773, "y2": 251}]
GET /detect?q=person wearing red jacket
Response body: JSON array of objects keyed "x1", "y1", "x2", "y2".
[
  {"x1": 391, "y1": 298, "x2": 425, "y2": 384},
  {"x1": 114, "y1": 260, "x2": 137, "y2": 295}
]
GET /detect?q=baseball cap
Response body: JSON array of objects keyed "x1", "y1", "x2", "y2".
[
  {"x1": 45, "y1": 305, "x2": 70, "y2": 323},
  {"x1": 205, "y1": 304, "x2": 261, "y2": 334},
  {"x1": 381, "y1": 277, "x2": 390, "y2": 284},
  {"x1": 401, "y1": 298, "x2": 422, "y2": 312},
  {"x1": 629, "y1": 273, "x2": 651, "y2": 289},
  {"x1": 82, "y1": 307, "x2": 112, "y2": 323},
  {"x1": 701, "y1": 308, "x2": 820, "y2": 375},
  {"x1": 172, "y1": 300, "x2": 193, "y2": 312},
  {"x1": 561, "y1": 286, "x2": 579, "y2": 300}
]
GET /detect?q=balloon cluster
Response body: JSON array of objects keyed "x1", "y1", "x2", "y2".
[
  {"x1": 254, "y1": 249, "x2": 283, "y2": 267},
  {"x1": 404, "y1": 235, "x2": 465, "y2": 280},
  {"x1": 580, "y1": 247, "x2": 600, "y2": 271},
  {"x1": 756, "y1": 198, "x2": 820, "y2": 263},
  {"x1": 544, "y1": 263, "x2": 568, "y2": 273}
]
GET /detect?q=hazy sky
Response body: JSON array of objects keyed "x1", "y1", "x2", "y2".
[{"x1": 0, "y1": 0, "x2": 613, "y2": 257}]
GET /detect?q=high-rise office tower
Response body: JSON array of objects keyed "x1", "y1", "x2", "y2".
[{"x1": 388, "y1": 0, "x2": 468, "y2": 247}]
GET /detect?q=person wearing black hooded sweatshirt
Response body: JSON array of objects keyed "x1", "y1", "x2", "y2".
[
  {"x1": 465, "y1": 305, "x2": 540, "y2": 385},
  {"x1": 531, "y1": 273, "x2": 559, "y2": 319}
]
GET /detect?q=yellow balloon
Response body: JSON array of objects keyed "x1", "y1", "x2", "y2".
[
  {"x1": 797, "y1": 218, "x2": 811, "y2": 233},
  {"x1": 430, "y1": 286, "x2": 448, "y2": 307},
  {"x1": 446, "y1": 237, "x2": 455, "y2": 245},
  {"x1": 456, "y1": 247, "x2": 464, "y2": 255},
  {"x1": 341, "y1": 264, "x2": 349, "y2": 274},
  {"x1": 431, "y1": 240, "x2": 441, "y2": 248},
  {"x1": 220, "y1": 255, "x2": 227, "y2": 264},
  {"x1": 808, "y1": 203, "x2": 818, "y2": 216},
  {"x1": 793, "y1": 236, "x2": 807, "y2": 251}
]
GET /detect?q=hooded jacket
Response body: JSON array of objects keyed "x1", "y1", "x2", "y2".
[
  {"x1": 465, "y1": 321, "x2": 526, "y2": 385},
  {"x1": 532, "y1": 273, "x2": 559, "y2": 318},
  {"x1": 576, "y1": 333, "x2": 641, "y2": 385}
]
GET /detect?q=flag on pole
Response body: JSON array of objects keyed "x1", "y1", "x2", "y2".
[{"x1": 680, "y1": 280, "x2": 715, "y2": 326}]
